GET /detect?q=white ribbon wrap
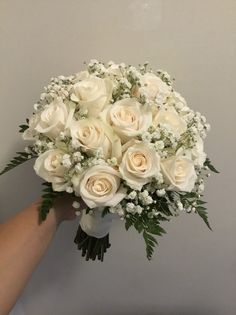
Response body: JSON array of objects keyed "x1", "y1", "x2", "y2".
[{"x1": 79, "y1": 209, "x2": 115, "y2": 238}]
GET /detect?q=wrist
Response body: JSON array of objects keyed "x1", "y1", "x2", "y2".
[{"x1": 52, "y1": 207, "x2": 67, "y2": 225}]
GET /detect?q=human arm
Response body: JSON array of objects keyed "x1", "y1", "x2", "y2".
[{"x1": 0, "y1": 197, "x2": 77, "y2": 315}]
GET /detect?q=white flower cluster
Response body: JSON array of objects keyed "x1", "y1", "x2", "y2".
[{"x1": 23, "y1": 60, "x2": 210, "y2": 218}]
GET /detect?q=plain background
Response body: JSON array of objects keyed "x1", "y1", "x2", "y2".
[{"x1": 0, "y1": 0, "x2": 236, "y2": 314}]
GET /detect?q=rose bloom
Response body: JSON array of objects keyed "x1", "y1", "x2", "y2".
[
  {"x1": 34, "y1": 149, "x2": 68, "y2": 191},
  {"x1": 169, "y1": 91, "x2": 189, "y2": 112},
  {"x1": 133, "y1": 72, "x2": 171, "y2": 103},
  {"x1": 153, "y1": 105, "x2": 187, "y2": 137},
  {"x1": 161, "y1": 150, "x2": 197, "y2": 192},
  {"x1": 106, "y1": 62, "x2": 123, "y2": 77},
  {"x1": 33, "y1": 97, "x2": 71, "y2": 139},
  {"x1": 101, "y1": 98, "x2": 152, "y2": 143},
  {"x1": 69, "y1": 118, "x2": 113, "y2": 159},
  {"x1": 119, "y1": 142, "x2": 161, "y2": 190},
  {"x1": 72, "y1": 165, "x2": 126, "y2": 208},
  {"x1": 70, "y1": 74, "x2": 112, "y2": 117}
]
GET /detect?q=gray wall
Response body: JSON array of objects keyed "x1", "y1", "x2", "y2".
[{"x1": 0, "y1": 1, "x2": 236, "y2": 314}]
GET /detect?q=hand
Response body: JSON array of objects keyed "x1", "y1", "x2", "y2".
[
  {"x1": 52, "y1": 195, "x2": 78, "y2": 224},
  {"x1": 36, "y1": 195, "x2": 87, "y2": 225},
  {"x1": 52, "y1": 195, "x2": 86, "y2": 225}
]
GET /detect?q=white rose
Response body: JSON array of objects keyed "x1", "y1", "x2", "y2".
[
  {"x1": 34, "y1": 97, "x2": 71, "y2": 139},
  {"x1": 69, "y1": 118, "x2": 113, "y2": 159},
  {"x1": 172, "y1": 91, "x2": 188, "y2": 110},
  {"x1": 119, "y1": 142, "x2": 161, "y2": 190},
  {"x1": 134, "y1": 73, "x2": 171, "y2": 102},
  {"x1": 102, "y1": 98, "x2": 152, "y2": 143},
  {"x1": 72, "y1": 165, "x2": 126, "y2": 208},
  {"x1": 106, "y1": 63, "x2": 123, "y2": 77},
  {"x1": 191, "y1": 136, "x2": 206, "y2": 167},
  {"x1": 74, "y1": 70, "x2": 90, "y2": 81},
  {"x1": 153, "y1": 105, "x2": 187, "y2": 137},
  {"x1": 70, "y1": 75, "x2": 112, "y2": 117},
  {"x1": 167, "y1": 91, "x2": 190, "y2": 115},
  {"x1": 161, "y1": 151, "x2": 197, "y2": 192},
  {"x1": 34, "y1": 149, "x2": 68, "y2": 191}
]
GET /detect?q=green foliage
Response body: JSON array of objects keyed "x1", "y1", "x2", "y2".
[
  {"x1": 19, "y1": 118, "x2": 29, "y2": 133},
  {"x1": 124, "y1": 185, "x2": 216, "y2": 260},
  {"x1": 125, "y1": 214, "x2": 138, "y2": 231},
  {"x1": 125, "y1": 213, "x2": 166, "y2": 260},
  {"x1": 19, "y1": 124, "x2": 29, "y2": 133},
  {"x1": 0, "y1": 152, "x2": 36, "y2": 176},
  {"x1": 176, "y1": 191, "x2": 212, "y2": 230},
  {"x1": 125, "y1": 218, "x2": 133, "y2": 231},
  {"x1": 39, "y1": 182, "x2": 64, "y2": 221},
  {"x1": 146, "y1": 221, "x2": 166, "y2": 236},
  {"x1": 143, "y1": 231, "x2": 158, "y2": 261},
  {"x1": 195, "y1": 206, "x2": 212, "y2": 230},
  {"x1": 204, "y1": 158, "x2": 219, "y2": 173},
  {"x1": 101, "y1": 207, "x2": 110, "y2": 218},
  {"x1": 156, "y1": 197, "x2": 173, "y2": 217}
]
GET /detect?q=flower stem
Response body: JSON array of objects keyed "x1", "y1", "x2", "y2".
[{"x1": 74, "y1": 225, "x2": 111, "y2": 261}]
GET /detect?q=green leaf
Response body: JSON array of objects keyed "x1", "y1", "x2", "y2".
[
  {"x1": 125, "y1": 218, "x2": 133, "y2": 231},
  {"x1": 166, "y1": 191, "x2": 175, "y2": 202},
  {"x1": 134, "y1": 219, "x2": 143, "y2": 233},
  {"x1": 196, "y1": 207, "x2": 212, "y2": 230},
  {"x1": 157, "y1": 199, "x2": 172, "y2": 217},
  {"x1": 147, "y1": 223, "x2": 166, "y2": 236},
  {"x1": 42, "y1": 193, "x2": 57, "y2": 199},
  {"x1": 0, "y1": 152, "x2": 36, "y2": 176},
  {"x1": 39, "y1": 182, "x2": 64, "y2": 221},
  {"x1": 143, "y1": 230, "x2": 158, "y2": 260},
  {"x1": 184, "y1": 191, "x2": 199, "y2": 198},
  {"x1": 19, "y1": 124, "x2": 29, "y2": 133},
  {"x1": 204, "y1": 158, "x2": 219, "y2": 173},
  {"x1": 101, "y1": 207, "x2": 110, "y2": 218},
  {"x1": 197, "y1": 200, "x2": 207, "y2": 205}
]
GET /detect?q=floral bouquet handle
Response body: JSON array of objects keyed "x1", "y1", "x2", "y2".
[{"x1": 74, "y1": 210, "x2": 113, "y2": 261}]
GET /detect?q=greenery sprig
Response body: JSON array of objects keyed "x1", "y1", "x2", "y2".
[
  {"x1": 204, "y1": 157, "x2": 219, "y2": 173},
  {"x1": 19, "y1": 118, "x2": 29, "y2": 133},
  {"x1": 125, "y1": 212, "x2": 166, "y2": 260},
  {"x1": 177, "y1": 191, "x2": 212, "y2": 230},
  {"x1": 0, "y1": 151, "x2": 36, "y2": 176},
  {"x1": 39, "y1": 182, "x2": 64, "y2": 221}
]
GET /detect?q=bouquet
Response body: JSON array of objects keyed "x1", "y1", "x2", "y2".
[{"x1": 0, "y1": 60, "x2": 218, "y2": 261}]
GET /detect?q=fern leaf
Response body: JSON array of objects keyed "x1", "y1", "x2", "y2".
[
  {"x1": 19, "y1": 118, "x2": 29, "y2": 133},
  {"x1": 0, "y1": 152, "x2": 36, "y2": 176},
  {"x1": 19, "y1": 124, "x2": 29, "y2": 133},
  {"x1": 101, "y1": 207, "x2": 110, "y2": 218},
  {"x1": 143, "y1": 230, "x2": 158, "y2": 260},
  {"x1": 204, "y1": 158, "x2": 219, "y2": 173},
  {"x1": 196, "y1": 207, "x2": 212, "y2": 230},
  {"x1": 125, "y1": 219, "x2": 133, "y2": 231},
  {"x1": 146, "y1": 223, "x2": 166, "y2": 236},
  {"x1": 39, "y1": 182, "x2": 64, "y2": 221}
]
